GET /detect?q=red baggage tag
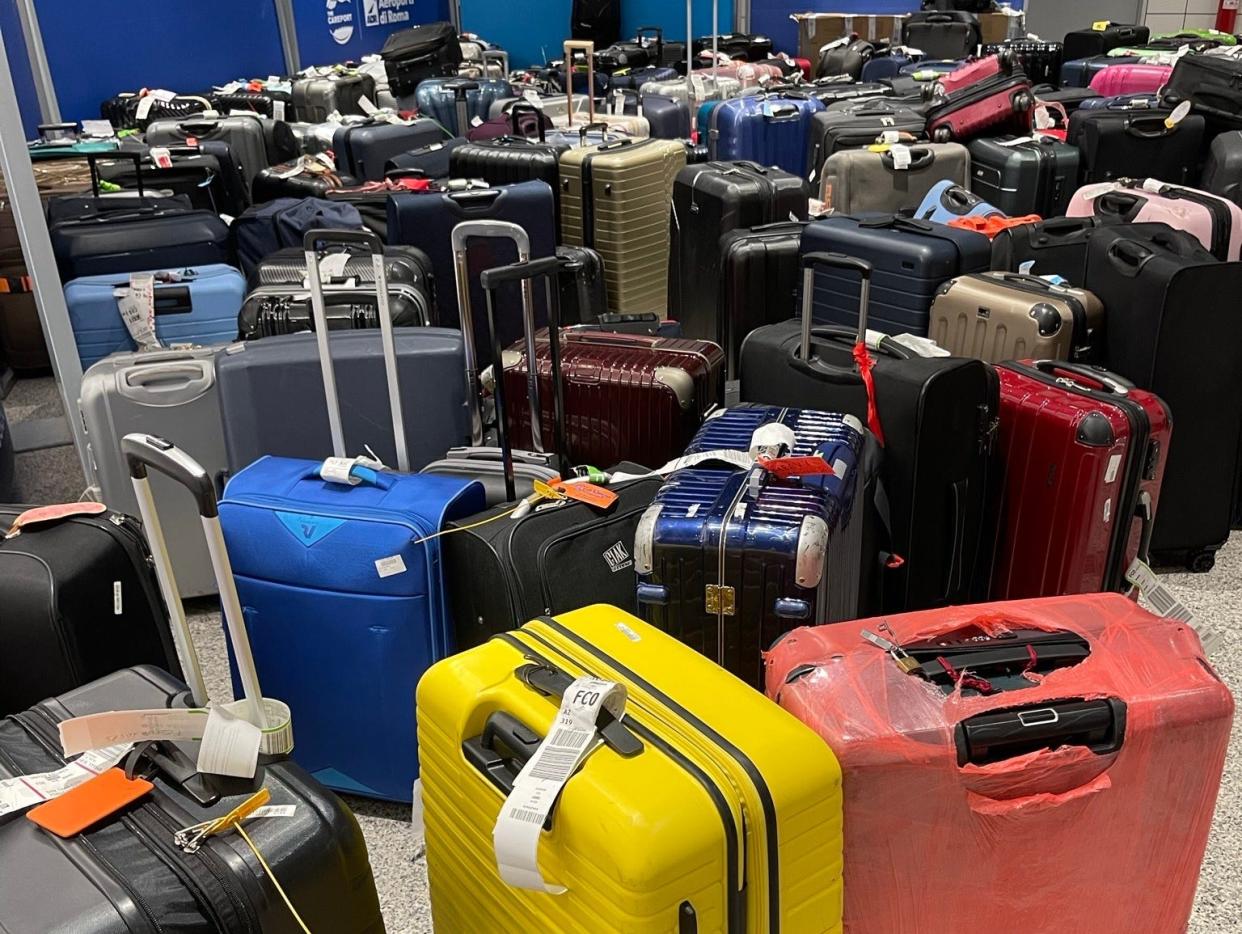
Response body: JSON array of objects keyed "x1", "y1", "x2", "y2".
[
  {"x1": 757, "y1": 456, "x2": 835, "y2": 479},
  {"x1": 27, "y1": 768, "x2": 153, "y2": 838},
  {"x1": 552, "y1": 481, "x2": 618, "y2": 510},
  {"x1": 5, "y1": 502, "x2": 107, "y2": 538}
]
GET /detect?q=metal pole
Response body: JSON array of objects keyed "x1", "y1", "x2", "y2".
[
  {"x1": 273, "y1": 0, "x2": 301, "y2": 75},
  {"x1": 734, "y1": 0, "x2": 749, "y2": 34},
  {"x1": 14, "y1": 0, "x2": 59, "y2": 123},
  {"x1": 0, "y1": 22, "x2": 94, "y2": 484}
]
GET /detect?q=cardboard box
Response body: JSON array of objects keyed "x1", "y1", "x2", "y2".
[
  {"x1": 977, "y1": 12, "x2": 1014, "y2": 46},
  {"x1": 791, "y1": 13, "x2": 908, "y2": 61}
]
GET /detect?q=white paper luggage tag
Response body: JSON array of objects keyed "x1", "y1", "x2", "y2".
[
  {"x1": 493, "y1": 677, "x2": 626, "y2": 893},
  {"x1": 115, "y1": 274, "x2": 160, "y2": 350},
  {"x1": 1076, "y1": 181, "x2": 1119, "y2": 202},
  {"x1": 890, "y1": 143, "x2": 912, "y2": 170},
  {"x1": 0, "y1": 744, "x2": 132, "y2": 817},
  {"x1": 1125, "y1": 558, "x2": 1221, "y2": 653}
]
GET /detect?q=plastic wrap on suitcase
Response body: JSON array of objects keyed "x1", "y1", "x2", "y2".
[
  {"x1": 64, "y1": 264, "x2": 244, "y2": 369},
  {"x1": 766, "y1": 593, "x2": 1230, "y2": 934},
  {"x1": 1067, "y1": 108, "x2": 1204, "y2": 184},
  {"x1": 332, "y1": 118, "x2": 446, "y2": 181}
]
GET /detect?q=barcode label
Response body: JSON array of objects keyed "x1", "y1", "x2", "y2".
[
  {"x1": 507, "y1": 807, "x2": 545, "y2": 825},
  {"x1": 527, "y1": 745, "x2": 584, "y2": 782},
  {"x1": 547, "y1": 727, "x2": 590, "y2": 748}
]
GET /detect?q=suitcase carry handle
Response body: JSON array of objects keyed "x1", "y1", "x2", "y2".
[
  {"x1": 450, "y1": 220, "x2": 534, "y2": 452},
  {"x1": 508, "y1": 102, "x2": 547, "y2": 140},
  {"x1": 635, "y1": 26, "x2": 664, "y2": 56},
  {"x1": 122, "y1": 434, "x2": 266, "y2": 726},
  {"x1": 303, "y1": 228, "x2": 411, "y2": 472},
  {"x1": 563, "y1": 40, "x2": 596, "y2": 127},
  {"x1": 954, "y1": 698, "x2": 1126, "y2": 766},
  {"x1": 881, "y1": 147, "x2": 935, "y2": 170},
  {"x1": 1095, "y1": 191, "x2": 1142, "y2": 219},
  {"x1": 515, "y1": 663, "x2": 642, "y2": 755},
  {"x1": 480, "y1": 255, "x2": 572, "y2": 486},
  {"x1": 1124, "y1": 114, "x2": 1174, "y2": 137},
  {"x1": 482, "y1": 49, "x2": 510, "y2": 80},
  {"x1": 1030, "y1": 359, "x2": 1132, "y2": 396},
  {"x1": 799, "y1": 252, "x2": 872, "y2": 362}
]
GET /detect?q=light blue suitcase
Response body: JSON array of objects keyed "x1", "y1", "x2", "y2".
[
  {"x1": 63, "y1": 264, "x2": 244, "y2": 369},
  {"x1": 913, "y1": 179, "x2": 1003, "y2": 223},
  {"x1": 218, "y1": 230, "x2": 484, "y2": 801}
]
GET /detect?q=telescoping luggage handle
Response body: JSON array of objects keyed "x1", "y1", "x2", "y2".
[
  {"x1": 563, "y1": 40, "x2": 596, "y2": 127},
  {"x1": 303, "y1": 228, "x2": 411, "y2": 473},
  {"x1": 479, "y1": 255, "x2": 571, "y2": 500},
  {"x1": 121, "y1": 434, "x2": 267, "y2": 729},
  {"x1": 86, "y1": 151, "x2": 146, "y2": 200}
]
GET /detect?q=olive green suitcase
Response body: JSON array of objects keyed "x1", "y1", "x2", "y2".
[{"x1": 559, "y1": 138, "x2": 687, "y2": 314}]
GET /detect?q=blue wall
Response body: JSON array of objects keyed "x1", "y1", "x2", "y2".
[
  {"x1": 297, "y1": 0, "x2": 451, "y2": 67},
  {"x1": 0, "y1": 0, "x2": 42, "y2": 136}
]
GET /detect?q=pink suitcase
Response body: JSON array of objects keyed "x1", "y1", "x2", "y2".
[
  {"x1": 936, "y1": 53, "x2": 1009, "y2": 94},
  {"x1": 1067, "y1": 178, "x2": 1242, "y2": 260},
  {"x1": 927, "y1": 73, "x2": 1034, "y2": 142},
  {"x1": 1088, "y1": 63, "x2": 1173, "y2": 96},
  {"x1": 694, "y1": 55, "x2": 785, "y2": 89},
  {"x1": 765, "y1": 593, "x2": 1233, "y2": 934}
]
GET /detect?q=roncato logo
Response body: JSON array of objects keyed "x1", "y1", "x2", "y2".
[
  {"x1": 603, "y1": 541, "x2": 633, "y2": 573},
  {"x1": 326, "y1": 0, "x2": 354, "y2": 45}
]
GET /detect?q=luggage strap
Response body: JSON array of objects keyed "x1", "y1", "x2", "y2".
[{"x1": 0, "y1": 274, "x2": 32, "y2": 294}]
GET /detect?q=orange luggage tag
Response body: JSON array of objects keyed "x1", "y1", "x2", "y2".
[
  {"x1": 551, "y1": 479, "x2": 618, "y2": 510},
  {"x1": 27, "y1": 768, "x2": 153, "y2": 838},
  {"x1": 757, "y1": 455, "x2": 836, "y2": 480}
]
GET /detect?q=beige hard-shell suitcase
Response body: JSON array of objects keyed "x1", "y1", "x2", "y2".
[
  {"x1": 929, "y1": 270, "x2": 1105, "y2": 363},
  {"x1": 820, "y1": 143, "x2": 970, "y2": 214}
]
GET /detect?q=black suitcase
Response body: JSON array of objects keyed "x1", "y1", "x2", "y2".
[
  {"x1": 806, "y1": 99, "x2": 928, "y2": 182},
  {"x1": 0, "y1": 503, "x2": 179, "y2": 716},
  {"x1": 989, "y1": 215, "x2": 1136, "y2": 283},
  {"x1": 384, "y1": 136, "x2": 468, "y2": 178},
  {"x1": 738, "y1": 252, "x2": 1000, "y2": 614},
  {"x1": 324, "y1": 185, "x2": 393, "y2": 241},
  {"x1": 1201, "y1": 130, "x2": 1242, "y2": 207},
  {"x1": 556, "y1": 244, "x2": 607, "y2": 324},
  {"x1": 717, "y1": 220, "x2": 806, "y2": 378},
  {"x1": 0, "y1": 436, "x2": 384, "y2": 934},
  {"x1": 611, "y1": 89, "x2": 691, "y2": 140},
  {"x1": 48, "y1": 156, "x2": 231, "y2": 280},
  {"x1": 902, "y1": 13, "x2": 981, "y2": 60},
  {"x1": 97, "y1": 146, "x2": 247, "y2": 216},
  {"x1": 1083, "y1": 225, "x2": 1242, "y2": 570},
  {"x1": 595, "y1": 40, "x2": 653, "y2": 74},
  {"x1": 382, "y1": 21, "x2": 463, "y2": 97},
  {"x1": 211, "y1": 87, "x2": 297, "y2": 122},
  {"x1": 1063, "y1": 23, "x2": 1150, "y2": 61},
  {"x1": 250, "y1": 160, "x2": 344, "y2": 202},
  {"x1": 1032, "y1": 83, "x2": 1100, "y2": 112},
  {"x1": 1067, "y1": 108, "x2": 1204, "y2": 184},
  {"x1": 805, "y1": 80, "x2": 895, "y2": 106},
  {"x1": 1059, "y1": 54, "x2": 1143, "y2": 88},
  {"x1": 0, "y1": 406, "x2": 12, "y2": 503},
  {"x1": 802, "y1": 213, "x2": 991, "y2": 336},
  {"x1": 99, "y1": 91, "x2": 212, "y2": 131},
  {"x1": 1162, "y1": 52, "x2": 1242, "y2": 134},
  {"x1": 692, "y1": 33, "x2": 774, "y2": 62},
  {"x1": 669, "y1": 161, "x2": 809, "y2": 345},
  {"x1": 983, "y1": 40, "x2": 1064, "y2": 86},
  {"x1": 817, "y1": 39, "x2": 875, "y2": 80},
  {"x1": 572, "y1": 0, "x2": 621, "y2": 48},
  {"x1": 239, "y1": 243, "x2": 435, "y2": 338},
  {"x1": 333, "y1": 118, "x2": 446, "y2": 181},
  {"x1": 967, "y1": 134, "x2": 1079, "y2": 217}
]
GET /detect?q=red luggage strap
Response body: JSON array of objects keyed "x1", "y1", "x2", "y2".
[
  {"x1": 936, "y1": 655, "x2": 995, "y2": 695},
  {"x1": 852, "y1": 340, "x2": 886, "y2": 446}
]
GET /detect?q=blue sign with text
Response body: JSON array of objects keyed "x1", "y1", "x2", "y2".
[{"x1": 295, "y1": 0, "x2": 451, "y2": 67}]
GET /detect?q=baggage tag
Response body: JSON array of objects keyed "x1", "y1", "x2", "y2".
[
  {"x1": 0, "y1": 744, "x2": 132, "y2": 818},
  {"x1": 273, "y1": 100, "x2": 286, "y2": 121},
  {"x1": 80, "y1": 119, "x2": 116, "y2": 139},
  {"x1": 818, "y1": 36, "x2": 852, "y2": 54},
  {"x1": 4, "y1": 502, "x2": 107, "y2": 538},
  {"x1": 1075, "y1": 181, "x2": 1118, "y2": 202},
  {"x1": 1165, "y1": 101, "x2": 1191, "y2": 130},
  {"x1": 1032, "y1": 105, "x2": 1054, "y2": 130},
  {"x1": 134, "y1": 95, "x2": 157, "y2": 122},
  {"x1": 1091, "y1": 21, "x2": 1111, "y2": 30},
  {"x1": 148, "y1": 88, "x2": 177, "y2": 103},
  {"x1": 115, "y1": 274, "x2": 160, "y2": 350},
  {"x1": 149, "y1": 146, "x2": 173, "y2": 169},
  {"x1": 215, "y1": 80, "x2": 244, "y2": 94},
  {"x1": 27, "y1": 768, "x2": 153, "y2": 838},
  {"x1": 757, "y1": 454, "x2": 835, "y2": 479},
  {"x1": 492, "y1": 677, "x2": 626, "y2": 893},
  {"x1": 358, "y1": 95, "x2": 378, "y2": 116},
  {"x1": 552, "y1": 479, "x2": 618, "y2": 510},
  {"x1": 1125, "y1": 559, "x2": 1221, "y2": 654},
  {"x1": 890, "y1": 143, "x2": 912, "y2": 170}
]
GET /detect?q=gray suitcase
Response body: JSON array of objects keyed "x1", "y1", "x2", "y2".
[
  {"x1": 216, "y1": 328, "x2": 470, "y2": 476},
  {"x1": 78, "y1": 348, "x2": 227, "y2": 597},
  {"x1": 291, "y1": 72, "x2": 377, "y2": 122},
  {"x1": 819, "y1": 142, "x2": 969, "y2": 214},
  {"x1": 144, "y1": 113, "x2": 271, "y2": 189}
]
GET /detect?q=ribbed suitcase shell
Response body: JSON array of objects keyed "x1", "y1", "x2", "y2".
[
  {"x1": 820, "y1": 143, "x2": 969, "y2": 215},
  {"x1": 63, "y1": 263, "x2": 243, "y2": 368},
  {"x1": 802, "y1": 214, "x2": 991, "y2": 336},
  {"x1": 806, "y1": 99, "x2": 928, "y2": 180},
  {"x1": 929, "y1": 271, "x2": 1103, "y2": 363},
  {"x1": 500, "y1": 329, "x2": 724, "y2": 468},
  {"x1": 992, "y1": 360, "x2": 1171, "y2": 598},
  {"x1": 636, "y1": 405, "x2": 868, "y2": 687},
  {"x1": 967, "y1": 134, "x2": 1079, "y2": 217},
  {"x1": 925, "y1": 73, "x2": 1033, "y2": 142},
  {"x1": 639, "y1": 73, "x2": 741, "y2": 109},
  {"x1": 419, "y1": 608, "x2": 844, "y2": 934},
  {"x1": 560, "y1": 138, "x2": 686, "y2": 314},
  {"x1": 0, "y1": 666, "x2": 384, "y2": 932},
  {"x1": 291, "y1": 73, "x2": 376, "y2": 122},
  {"x1": 1065, "y1": 180, "x2": 1242, "y2": 261},
  {"x1": 708, "y1": 94, "x2": 824, "y2": 177},
  {"x1": 766, "y1": 593, "x2": 1229, "y2": 934},
  {"x1": 717, "y1": 221, "x2": 804, "y2": 377},
  {"x1": 144, "y1": 114, "x2": 271, "y2": 188},
  {"x1": 1087, "y1": 62, "x2": 1172, "y2": 95}
]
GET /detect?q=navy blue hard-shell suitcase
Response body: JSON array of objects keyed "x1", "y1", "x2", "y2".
[
  {"x1": 332, "y1": 118, "x2": 447, "y2": 181},
  {"x1": 63, "y1": 263, "x2": 245, "y2": 369},
  {"x1": 801, "y1": 213, "x2": 991, "y2": 335},
  {"x1": 414, "y1": 76, "x2": 512, "y2": 136},
  {"x1": 861, "y1": 51, "x2": 920, "y2": 81},
  {"x1": 387, "y1": 180, "x2": 556, "y2": 361},
  {"x1": 634, "y1": 403, "x2": 873, "y2": 687},
  {"x1": 1059, "y1": 55, "x2": 1144, "y2": 88},
  {"x1": 611, "y1": 89, "x2": 692, "y2": 139},
  {"x1": 708, "y1": 92, "x2": 825, "y2": 177},
  {"x1": 1077, "y1": 91, "x2": 1164, "y2": 111},
  {"x1": 218, "y1": 230, "x2": 485, "y2": 802}
]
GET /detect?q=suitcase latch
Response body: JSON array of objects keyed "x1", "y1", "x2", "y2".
[{"x1": 705, "y1": 584, "x2": 735, "y2": 616}]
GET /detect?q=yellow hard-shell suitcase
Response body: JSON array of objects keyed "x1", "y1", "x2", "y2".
[{"x1": 417, "y1": 605, "x2": 843, "y2": 933}]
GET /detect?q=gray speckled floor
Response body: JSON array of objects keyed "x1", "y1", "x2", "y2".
[{"x1": 5, "y1": 375, "x2": 1239, "y2": 932}]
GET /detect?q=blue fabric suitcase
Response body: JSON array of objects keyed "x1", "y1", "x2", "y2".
[
  {"x1": 63, "y1": 264, "x2": 244, "y2": 369},
  {"x1": 414, "y1": 77, "x2": 512, "y2": 136},
  {"x1": 913, "y1": 180, "x2": 1002, "y2": 224},
  {"x1": 862, "y1": 52, "x2": 919, "y2": 81},
  {"x1": 1059, "y1": 55, "x2": 1143, "y2": 88},
  {"x1": 707, "y1": 93, "x2": 825, "y2": 177},
  {"x1": 332, "y1": 118, "x2": 447, "y2": 181},
  {"x1": 634, "y1": 404, "x2": 872, "y2": 687},
  {"x1": 801, "y1": 213, "x2": 991, "y2": 336},
  {"x1": 387, "y1": 180, "x2": 556, "y2": 362},
  {"x1": 218, "y1": 229, "x2": 485, "y2": 802}
]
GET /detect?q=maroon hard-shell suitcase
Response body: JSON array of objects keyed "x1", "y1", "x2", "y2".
[
  {"x1": 990, "y1": 359, "x2": 1172, "y2": 600},
  {"x1": 501, "y1": 329, "x2": 725, "y2": 468},
  {"x1": 927, "y1": 73, "x2": 1034, "y2": 143}
]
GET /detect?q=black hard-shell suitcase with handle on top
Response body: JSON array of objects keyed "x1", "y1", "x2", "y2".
[
  {"x1": 0, "y1": 435, "x2": 384, "y2": 933},
  {"x1": 1063, "y1": 23, "x2": 1149, "y2": 61},
  {"x1": 717, "y1": 220, "x2": 806, "y2": 378}
]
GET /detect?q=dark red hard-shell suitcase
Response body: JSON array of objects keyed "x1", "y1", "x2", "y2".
[
  {"x1": 926, "y1": 72, "x2": 1034, "y2": 142},
  {"x1": 501, "y1": 329, "x2": 724, "y2": 468},
  {"x1": 990, "y1": 360, "x2": 1171, "y2": 600}
]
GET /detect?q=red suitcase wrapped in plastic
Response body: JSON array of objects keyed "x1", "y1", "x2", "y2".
[{"x1": 765, "y1": 593, "x2": 1233, "y2": 934}]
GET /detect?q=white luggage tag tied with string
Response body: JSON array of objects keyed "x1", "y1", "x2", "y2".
[
  {"x1": 115, "y1": 273, "x2": 161, "y2": 350},
  {"x1": 889, "y1": 142, "x2": 912, "y2": 170},
  {"x1": 493, "y1": 677, "x2": 627, "y2": 893},
  {"x1": 320, "y1": 447, "x2": 388, "y2": 486},
  {"x1": 1125, "y1": 558, "x2": 1221, "y2": 653}
]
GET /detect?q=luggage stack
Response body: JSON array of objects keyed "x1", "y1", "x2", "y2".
[{"x1": 0, "y1": 10, "x2": 1237, "y2": 934}]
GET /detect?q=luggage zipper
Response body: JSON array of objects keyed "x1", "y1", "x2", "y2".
[
  {"x1": 10, "y1": 710, "x2": 166, "y2": 934},
  {"x1": 494, "y1": 630, "x2": 746, "y2": 933},
  {"x1": 22, "y1": 705, "x2": 260, "y2": 934},
  {"x1": 531, "y1": 616, "x2": 784, "y2": 933}
]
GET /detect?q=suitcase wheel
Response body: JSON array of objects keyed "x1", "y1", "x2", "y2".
[
  {"x1": 1013, "y1": 91, "x2": 1033, "y2": 113},
  {"x1": 1189, "y1": 550, "x2": 1217, "y2": 573},
  {"x1": 932, "y1": 126, "x2": 952, "y2": 143}
]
